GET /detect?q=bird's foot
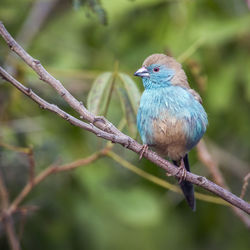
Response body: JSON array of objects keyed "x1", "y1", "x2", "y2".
[
  {"x1": 176, "y1": 160, "x2": 187, "y2": 183},
  {"x1": 139, "y1": 144, "x2": 148, "y2": 160},
  {"x1": 166, "y1": 172, "x2": 173, "y2": 177}
]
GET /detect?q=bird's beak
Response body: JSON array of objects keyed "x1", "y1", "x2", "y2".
[{"x1": 134, "y1": 66, "x2": 149, "y2": 77}]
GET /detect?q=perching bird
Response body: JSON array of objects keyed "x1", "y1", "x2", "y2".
[{"x1": 134, "y1": 53, "x2": 208, "y2": 211}]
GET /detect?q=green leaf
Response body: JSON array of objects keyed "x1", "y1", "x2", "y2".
[
  {"x1": 119, "y1": 73, "x2": 140, "y2": 114},
  {"x1": 116, "y1": 73, "x2": 141, "y2": 138},
  {"x1": 87, "y1": 72, "x2": 113, "y2": 115}
]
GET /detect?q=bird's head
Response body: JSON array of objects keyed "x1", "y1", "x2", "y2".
[{"x1": 134, "y1": 53, "x2": 189, "y2": 90}]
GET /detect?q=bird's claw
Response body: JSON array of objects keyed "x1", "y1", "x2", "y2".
[
  {"x1": 176, "y1": 161, "x2": 187, "y2": 183},
  {"x1": 139, "y1": 144, "x2": 148, "y2": 160}
]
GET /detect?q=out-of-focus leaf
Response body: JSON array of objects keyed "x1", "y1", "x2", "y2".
[
  {"x1": 119, "y1": 73, "x2": 141, "y2": 114},
  {"x1": 116, "y1": 73, "x2": 141, "y2": 137},
  {"x1": 102, "y1": 187, "x2": 164, "y2": 228},
  {"x1": 207, "y1": 63, "x2": 237, "y2": 113},
  {"x1": 86, "y1": 0, "x2": 107, "y2": 25},
  {"x1": 87, "y1": 72, "x2": 113, "y2": 115},
  {"x1": 116, "y1": 87, "x2": 137, "y2": 137}
]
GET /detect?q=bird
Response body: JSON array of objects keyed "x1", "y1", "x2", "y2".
[{"x1": 134, "y1": 53, "x2": 208, "y2": 211}]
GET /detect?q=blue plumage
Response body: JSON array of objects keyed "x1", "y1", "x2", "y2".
[
  {"x1": 137, "y1": 85, "x2": 207, "y2": 153},
  {"x1": 135, "y1": 53, "x2": 208, "y2": 210}
]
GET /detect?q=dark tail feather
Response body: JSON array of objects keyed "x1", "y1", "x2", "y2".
[{"x1": 173, "y1": 154, "x2": 196, "y2": 211}]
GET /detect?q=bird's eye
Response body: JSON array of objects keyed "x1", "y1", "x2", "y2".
[{"x1": 153, "y1": 67, "x2": 160, "y2": 72}]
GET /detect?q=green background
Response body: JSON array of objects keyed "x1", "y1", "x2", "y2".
[{"x1": 0, "y1": 0, "x2": 250, "y2": 249}]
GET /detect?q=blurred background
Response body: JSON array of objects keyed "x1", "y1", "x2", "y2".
[{"x1": 0, "y1": 0, "x2": 250, "y2": 249}]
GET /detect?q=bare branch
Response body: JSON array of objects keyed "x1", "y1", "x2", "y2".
[{"x1": 0, "y1": 22, "x2": 250, "y2": 215}]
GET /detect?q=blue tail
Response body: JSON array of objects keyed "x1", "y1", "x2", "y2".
[{"x1": 173, "y1": 154, "x2": 196, "y2": 211}]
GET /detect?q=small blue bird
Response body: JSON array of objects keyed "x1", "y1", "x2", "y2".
[{"x1": 134, "y1": 54, "x2": 208, "y2": 210}]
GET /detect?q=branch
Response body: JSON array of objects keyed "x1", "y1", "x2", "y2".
[
  {"x1": 0, "y1": 66, "x2": 127, "y2": 145},
  {"x1": 0, "y1": 174, "x2": 21, "y2": 250},
  {"x1": 0, "y1": 143, "x2": 111, "y2": 250},
  {"x1": 8, "y1": 148, "x2": 109, "y2": 213},
  {"x1": 0, "y1": 22, "x2": 250, "y2": 215},
  {"x1": 0, "y1": 21, "x2": 120, "y2": 136}
]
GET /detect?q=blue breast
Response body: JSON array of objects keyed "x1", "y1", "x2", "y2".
[{"x1": 137, "y1": 85, "x2": 208, "y2": 151}]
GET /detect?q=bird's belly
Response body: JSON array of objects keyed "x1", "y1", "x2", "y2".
[
  {"x1": 137, "y1": 88, "x2": 207, "y2": 161},
  {"x1": 151, "y1": 117, "x2": 188, "y2": 161}
]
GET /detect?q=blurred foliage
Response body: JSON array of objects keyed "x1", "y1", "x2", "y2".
[{"x1": 0, "y1": 0, "x2": 250, "y2": 250}]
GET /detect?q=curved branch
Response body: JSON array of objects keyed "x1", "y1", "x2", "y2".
[{"x1": 0, "y1": 22, "x2": 250, "y2": 215}]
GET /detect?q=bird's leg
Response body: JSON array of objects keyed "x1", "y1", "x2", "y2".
[
  {"x1": 176, "y1": 159, "x2": 187, "y2": 183},
  {"x1": 139, "y1": 144, "x2": 148, "y2": 160}
]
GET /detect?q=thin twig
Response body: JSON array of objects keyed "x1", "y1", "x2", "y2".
[
  {"x1": 2, "y1": 215, "x2": 21, "y2": 250},
  {"x1": 0, "y1": 173, "x2": 9, "y2": 210},
  {"x1": 240, "y1": 173, "x2": 250, "y2": 199},
  {"x1": 197, "y1": 140, "x2": 226, "y2": 187},
  {"x1": 0, "y1": 174, "x2": 21, "y2": 250},
  {"x1": 207, "y1": 140, "x2": 249, "y2": 178},
  {"x1": 197, "y1": 140, "x2": 250, "y2": 228},
  {"x1": 0, "y1": 22, "x2": 250, "y2": 214},
  {"x1": 8, "y1": 149, "x2": 108, "y2": 213},
  {"x1": 27, "y1": 148, "x2": 35, "y2": 186},
  {"x1": 0, "y1": 142, "x2": 30, "y2": 154}
]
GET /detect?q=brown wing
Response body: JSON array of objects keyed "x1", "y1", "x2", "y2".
[{"x1": 188, "y1": 89, "x2": 202, "y2": 104}]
